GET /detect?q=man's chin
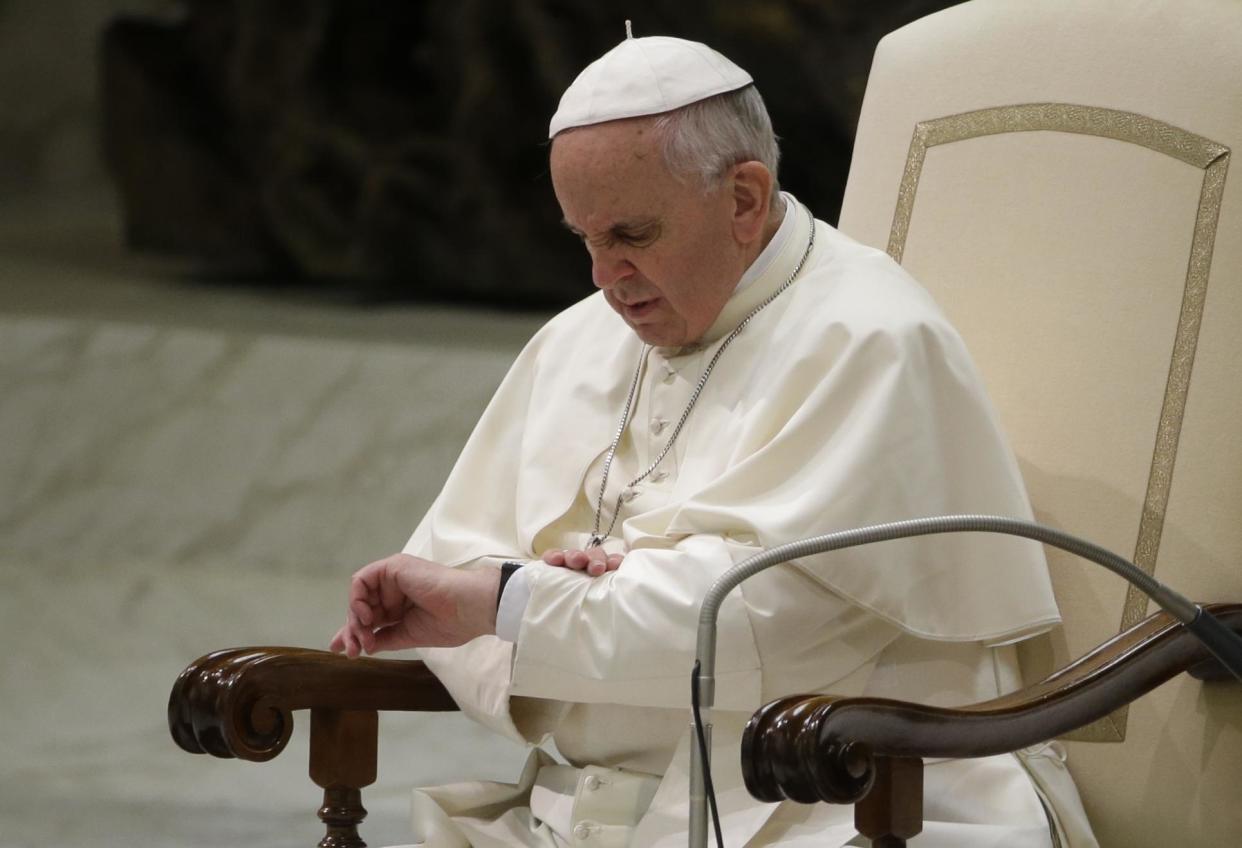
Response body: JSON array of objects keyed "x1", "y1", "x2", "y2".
[
  {"x1": 610, "y1": 303, "x2": 688, "y2": 347},
  {"x1": 629, "y1": 323, "x2": 686, "y2": 348}
]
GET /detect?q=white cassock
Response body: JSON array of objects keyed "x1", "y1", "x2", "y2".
[{"x1": 398, "y1": 196, "x2": 1098, "y2": 848}]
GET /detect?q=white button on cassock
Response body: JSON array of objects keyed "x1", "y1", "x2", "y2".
[
  {"x1": 583, "y1": 774, "x2": 601, "y2": 791},
  {"x1": 651, "y1": 417, "x2": 668, "y2": 435},
  {"x1": 573, "y1": 821, "x2": 592, "y2": 840}
]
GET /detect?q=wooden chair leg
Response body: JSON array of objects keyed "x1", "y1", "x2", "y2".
[
  {"x1": 310, "y1": 708, "x2": 378, "y2": 848},
  {"x1": 854, "y1": 755, "x2": 924, "y2": 848}
]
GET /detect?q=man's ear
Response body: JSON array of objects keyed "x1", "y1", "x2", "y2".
[{"x1": 730, "y1": 161, "x2": 774, "y2": 244}]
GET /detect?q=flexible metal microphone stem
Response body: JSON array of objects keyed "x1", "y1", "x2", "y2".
[{"x1": 688, "y1": 513, "x2": 1242, "y2": 848}]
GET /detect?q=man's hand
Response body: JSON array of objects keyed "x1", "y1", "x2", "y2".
[
  {"x1": 541, "y1": 547, "x2": 624, "y2": 576},
  {"x1": 329, "y1": 554, "x2": 500, "y2": 658}
]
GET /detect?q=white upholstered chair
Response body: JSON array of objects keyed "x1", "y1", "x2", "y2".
[{"x1": 786, "y1": 0, "x2": 1242, "y2": 844}]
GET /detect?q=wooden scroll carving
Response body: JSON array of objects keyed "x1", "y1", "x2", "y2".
[
  {"x1": 742, "y1": 603, "x2": 1242, "y2": 844},
  {"x1": 169, "y1": 647, "x2": 459, "y2": 847}
]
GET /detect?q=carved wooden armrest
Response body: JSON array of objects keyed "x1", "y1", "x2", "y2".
[
  {"x1": 742, "y1": 602, "x2": 1242, "y2": 846},
  {"x1": 169, "y1": 647, "x2": 459, "y2": 848}
]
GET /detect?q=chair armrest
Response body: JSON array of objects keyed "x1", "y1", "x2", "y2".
[
  {"x1": 169, "y1": 646, "x2": 459, "y2": 763},
  {"x1": 742, "y1": 602, "x2": 1242, "y2": 805}
]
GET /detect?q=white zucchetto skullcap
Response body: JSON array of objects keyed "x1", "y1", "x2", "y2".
[{"x1": 548, "y1": 27, "x2": 753, "y2": 138}]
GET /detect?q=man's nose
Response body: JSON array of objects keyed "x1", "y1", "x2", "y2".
[{"x1": 591, "y1": 250, "x2": 634, "y2": 289}]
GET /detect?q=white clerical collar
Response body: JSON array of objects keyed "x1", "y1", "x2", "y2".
[
  {"x1": 733, "y1": 191, "x2": 796, "y2": 296},
  {"x1": 682, "y1": 191, "x2": 813, "y2": 349}
]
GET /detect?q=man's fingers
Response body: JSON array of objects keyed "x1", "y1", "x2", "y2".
[
  {"x1": 540, "y1": 547, "x2": 625, "y2": 576},
  {"x1": 378, "y1": 567, "x2": 409, "y2": 620},
  {"x1": 350, "y1": 598, "x2": 374, "y2": 627},
  {"x1": 546, "y1": 548, "x2": 589, "y2": 570},
  {"x1": 336, "y1": 605, "x2": 377, "y2": 658},
  {"x1": 541, "y1": 548, "x2": 625, "y2": 575},
  {"x1": 348, "y1": 557, "x2": 413, "y2": 629},
  {"x1": 347, "y1": 563, "x2": 383, "y2": 624},
  {"x1": 336, "y1": 554, "x2": 430, "y2": 658},
  {"x1": 335, "y1": 623, "x2": 360, "y2": 658},
  {"x1": 362, "y1": 628, "x2": 377, "y2": 655},
  {"x1": 329, "y1": 625, "x2": 347, "y2": 654},
  {"x1": 585, "y1": 546, "x2": 618, "y2": 576}
]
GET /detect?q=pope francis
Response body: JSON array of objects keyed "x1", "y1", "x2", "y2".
[{"x1": 330, "y1": 32, "x2": 1098, "y2": 848}]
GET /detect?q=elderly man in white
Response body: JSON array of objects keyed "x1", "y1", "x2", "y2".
[{"x1": 331, "y1": 31, "x2": 1097, "y2": 848}]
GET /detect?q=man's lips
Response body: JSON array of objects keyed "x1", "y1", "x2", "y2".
[{"x1": 620, "y1": 296, "x2": 660, "y2": 321}]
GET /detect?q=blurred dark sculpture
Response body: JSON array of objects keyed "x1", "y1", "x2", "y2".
[{"x1": 101, "y1": 0, "x2": 954, "y2": 306}]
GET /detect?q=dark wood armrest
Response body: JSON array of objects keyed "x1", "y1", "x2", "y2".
[
  {"x1": 743, "y1": 602, "x2": 1242, "y2": 807},
  {"x1": 169, "y1": 646, "x2": 459, "y2": 762},
  {"x1": 169, "y1": 646, "x2": 459, "y2": 847}
]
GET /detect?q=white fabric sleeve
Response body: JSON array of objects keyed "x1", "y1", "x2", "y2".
[
  {"x1": 507, "y1": 534, "x2": 898, "y2": 712},
  {"x1": 495, "y1": 564, "x2": 533, "y2": 643}
]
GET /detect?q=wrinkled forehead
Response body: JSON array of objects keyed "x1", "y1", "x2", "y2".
[
  {"x1": 550, "y1": 117, "x2": 664, "y2": 172},
  {"x1": 549, "y1": 118, "x2": 683, "y2": 224}
]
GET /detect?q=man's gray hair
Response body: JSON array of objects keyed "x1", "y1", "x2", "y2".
[{"x1": 651, "y1": 84, "x2": 781, "y2": 203}]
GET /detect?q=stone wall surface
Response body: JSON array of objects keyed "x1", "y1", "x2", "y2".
[{"x1": 0, "y1": 312, "x2": 516, "y2": 573}]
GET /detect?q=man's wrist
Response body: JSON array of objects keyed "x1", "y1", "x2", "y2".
[{"x1": 458, "y1": 564, "x2": 502, "y2": 640}]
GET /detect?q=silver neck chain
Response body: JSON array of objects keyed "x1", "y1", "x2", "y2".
[{"x1": 588, "y1": 205, "x2": 816, "y2": 547}]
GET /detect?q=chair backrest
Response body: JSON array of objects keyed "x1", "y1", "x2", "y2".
[{"x1": 836, "y1": 1, "x2": 1242, "y2": 844}]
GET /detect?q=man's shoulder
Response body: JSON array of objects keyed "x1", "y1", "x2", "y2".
[{"x1": 788, "y1": 223, "x2": 957, "y2": 345}]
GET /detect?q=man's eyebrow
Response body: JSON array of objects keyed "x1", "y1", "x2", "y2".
[
  {"x1": 615, "y1": 218, "x2": 661, "y2": 234},
  {"x1": 560, "y1": 218, "x2": 661, "y2": 237}
]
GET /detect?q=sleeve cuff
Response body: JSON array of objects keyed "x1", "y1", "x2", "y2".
[{"x1": 495, "y1": 563, "x2": 533, "y2": 642}]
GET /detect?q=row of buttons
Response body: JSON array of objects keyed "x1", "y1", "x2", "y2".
[
  {"x1": 621, "y1": 468, "x2": 671, "y2": 502},
  {"x1": 564, "y1": 764, "x2": 661, "y2": 844},
  {"x1": 573, "y1": 774, "x2": 604, "y2": 840},
  {"x1": 638, "y1": 353, "x2": 679, "y2": 510}
]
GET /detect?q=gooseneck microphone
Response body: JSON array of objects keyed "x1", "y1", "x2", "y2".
[{"x1": 687, "y1": 514, "x2": 1242, "y2": 848}]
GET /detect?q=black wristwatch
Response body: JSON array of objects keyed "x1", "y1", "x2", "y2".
[{"x1": 496, "y1": 560, "x2": 525, "y2": 611}]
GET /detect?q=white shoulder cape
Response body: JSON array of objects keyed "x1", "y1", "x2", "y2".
[{"x1": 408, "y1": 212, "x2": 1059, "y2": 646}]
